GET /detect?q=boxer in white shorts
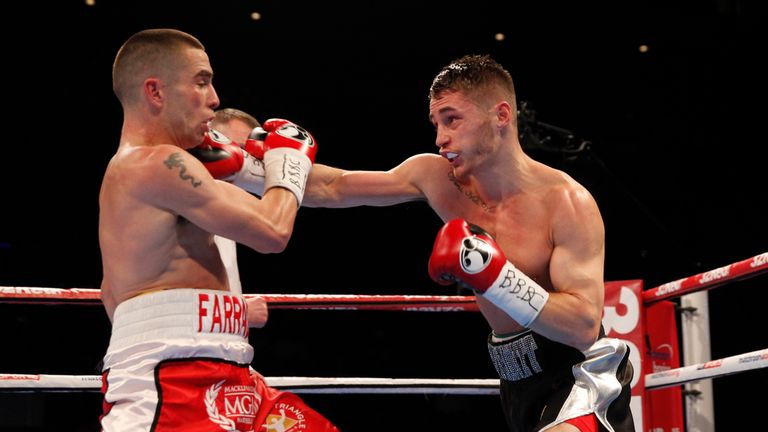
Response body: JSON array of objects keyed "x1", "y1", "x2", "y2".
[
  {"x1": 101, "y1": 29, "x2": 317, "y2": 431},
  {"x1": 101, "y1": 289, "x2": 256, "y2": 431}
]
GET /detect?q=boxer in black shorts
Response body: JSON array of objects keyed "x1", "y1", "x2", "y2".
[
  {"x1": 490, "y1": 327, "x2": 634, "y2": 431},
  {"x1": 298, "y1": 54, "x2": 637, "y2": 430}
]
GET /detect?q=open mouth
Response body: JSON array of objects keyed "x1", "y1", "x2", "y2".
[{"x1": 442, "y1": 152, "x2": 458, "y2": 163}]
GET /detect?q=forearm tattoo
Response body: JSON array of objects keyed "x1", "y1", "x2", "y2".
[
  {"x1": 164, "y1": 153, "x2": 202, "y2": 188},
  {"x1": 447, "y1": 172, "x2": 494, "y2": 212}
]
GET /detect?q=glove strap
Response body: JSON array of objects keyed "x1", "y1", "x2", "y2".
[
  {"x1": 263, "y1": 147, "x2": 312, "y2": 206},
  {"x1": 481, "y1": 261, "x2": 549, "y2": 327},
  {"x1": 226, "y1": 152, "x2": 266, "y2": 196}
]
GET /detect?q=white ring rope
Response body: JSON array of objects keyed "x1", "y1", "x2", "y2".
[
  {"x1": 0, "y1": 374, "x2": 500, "y2": 395},
  {"x1": 4, "y1": 348, "x2": 766, "y2": 394},
  {"x1": 645, "y1": 348, "x2": 768, "y2": 390},
  {"x1": 266, "y1": 377, "x2": 500, "y2": 394}
]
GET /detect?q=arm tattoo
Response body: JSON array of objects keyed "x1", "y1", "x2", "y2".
[
  {"x1": 447, "y1": 172, "x2": 495, "y2": 212},
  {"x1": 164, "y1": 153, "x2": 202, "y2": 188}
]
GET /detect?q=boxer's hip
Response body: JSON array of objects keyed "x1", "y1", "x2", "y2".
[{"x1": 104, "y1": 288, "x2": 253, "y2": 369}]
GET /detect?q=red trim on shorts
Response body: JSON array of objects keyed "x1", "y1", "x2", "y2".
[
  {"x1": 100, "y1": 370, "x2": 115, "y2": 422},
  {"x1": 564, "y1": 413, "x2": 599, "y2": 432}
]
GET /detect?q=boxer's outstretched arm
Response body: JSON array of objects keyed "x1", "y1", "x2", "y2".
[{"x1": 302, "y1": 154, "x2": 443, "y2": 208}]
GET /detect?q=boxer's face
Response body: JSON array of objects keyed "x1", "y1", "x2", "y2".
[{"x1": 430, "y1": 89, "x2": 497, "y2": 180}]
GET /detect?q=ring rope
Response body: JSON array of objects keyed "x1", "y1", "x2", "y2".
[
  {"x1": 643, "y1": 252, "x2": 767, "y2": 304},
  {"x1": 0, "y1": 374, "x2": 500, "y2": 395},
  {"x1": 0, "y1": 288, "x2": 479, "y2": 312},
  {"x1": 3, "y1": 255, "x2": 765, "y2": 398},
  {"x1": 645, "y1": 348, "x2": 768, "y2": 390},
  {"x1": 1, "y1": 252, "x2": 764, "y2": 309},
  {"x1": 5, "y1": 345, "x2": 767, "y2": 394}
]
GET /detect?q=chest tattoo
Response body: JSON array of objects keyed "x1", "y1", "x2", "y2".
[{"x1": 448, "y1": 172, "x2": 495, "y2": 212}]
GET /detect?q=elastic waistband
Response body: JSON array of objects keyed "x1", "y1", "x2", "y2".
[{"x1": 109, "y1": 289, "x2": 249, "y2": 350}]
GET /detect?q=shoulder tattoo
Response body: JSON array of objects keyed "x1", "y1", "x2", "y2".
[{"x1": 164, "y1": 152, "x2": 202, "y2": 188}]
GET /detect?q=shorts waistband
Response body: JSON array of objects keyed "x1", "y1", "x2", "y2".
[{"x1": 109, "y1": 289, "x2": 249, "y2": 349}]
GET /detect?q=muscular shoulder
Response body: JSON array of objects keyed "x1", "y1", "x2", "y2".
[
  {"x1": 546, "y1": 170, "x2": 604, "y2": 243},
  {"x1": 118, "y1": 144, "x2": 184, "y2": 172},
  {"x1": 397, "y1": 153, "x2": 448, "y2": 172},
  {"x1": 394, "y1": 153, "x2": 450, "y2": 187},
  {"x1": 112, "y1": 144, "x2": 210, "y2": 203},
  {"x1": 109, "y1": 144, "x2": 174, "y2": 177},
  {"x1": 544, "y1": 170, "x2": 598, "y2": 216}
]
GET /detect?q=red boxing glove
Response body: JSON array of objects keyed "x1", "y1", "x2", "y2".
[
  {"x1": 428, "y1": 219, "x2": 507, "y2": 291},
  {"x1": 262, "y1": 118, "x2": 317, "y2": 163},
  {"x1": 190, "y1": 130, "x2": 245, "y2": 178},
  {"x1": 243, "y1": 127, "x2": 267, "y2": 160},
  {"x1": 428, "y1": 219, "x2": 549, "y2": 327},
  {"x1": 189, "y1": 129, "x2": 266, "y2": 195},
  {"x1": 261, "y1": 118, "x2": 318, "y2": 206}
]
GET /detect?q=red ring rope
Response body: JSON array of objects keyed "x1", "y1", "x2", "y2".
[
  {"x1": 0, "y1": 288, "x2": 479, "y2": 312},
  {"x1": 1, "y1": 251, "x2": 765, "y2": 309},
  {"x1": 643, "y1": 252, "x2": 767, "y2": 304}
]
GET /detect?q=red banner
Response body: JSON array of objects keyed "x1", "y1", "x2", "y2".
[
  {"x1": 644, "y1": 301, "x2": 684, "y2": 431},
  {"x1": 603, "y1": 280, "x2": 646, "y2": 431}
]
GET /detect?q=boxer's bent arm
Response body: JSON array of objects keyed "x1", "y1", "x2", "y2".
[
  {"x1": 302, "y1": 154, "x2": 440, "y2": 208},
  {"x1": 530, "y1": 186, "x2": 606, "y2": 351},
  {"x1": 137, "y1": 145, "x2": 298, "y2": 254},
  {"x1": 206, "y1": 182, "x2": 300, "y2": 254}
]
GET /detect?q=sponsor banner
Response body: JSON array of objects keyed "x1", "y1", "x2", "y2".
[
  {"x1": 645, "y1": 301, "x2": 684, "y2": 431},
  {"x1": 603, "y1": 280, "x2": 645, "y2": 432}
]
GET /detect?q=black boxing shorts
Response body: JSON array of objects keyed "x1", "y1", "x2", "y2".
[{"x1": 488, "y1": 327, "x2": 635, "y2": 432}]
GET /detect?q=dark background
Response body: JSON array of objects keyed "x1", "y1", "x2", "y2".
[{"x1": 1, "y1": 0, "x2": 766, "y2": 430}]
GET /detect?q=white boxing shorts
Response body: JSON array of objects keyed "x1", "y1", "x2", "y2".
[{"x1": 100, "y1": 289, "x2": 258, "y2": 432}]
